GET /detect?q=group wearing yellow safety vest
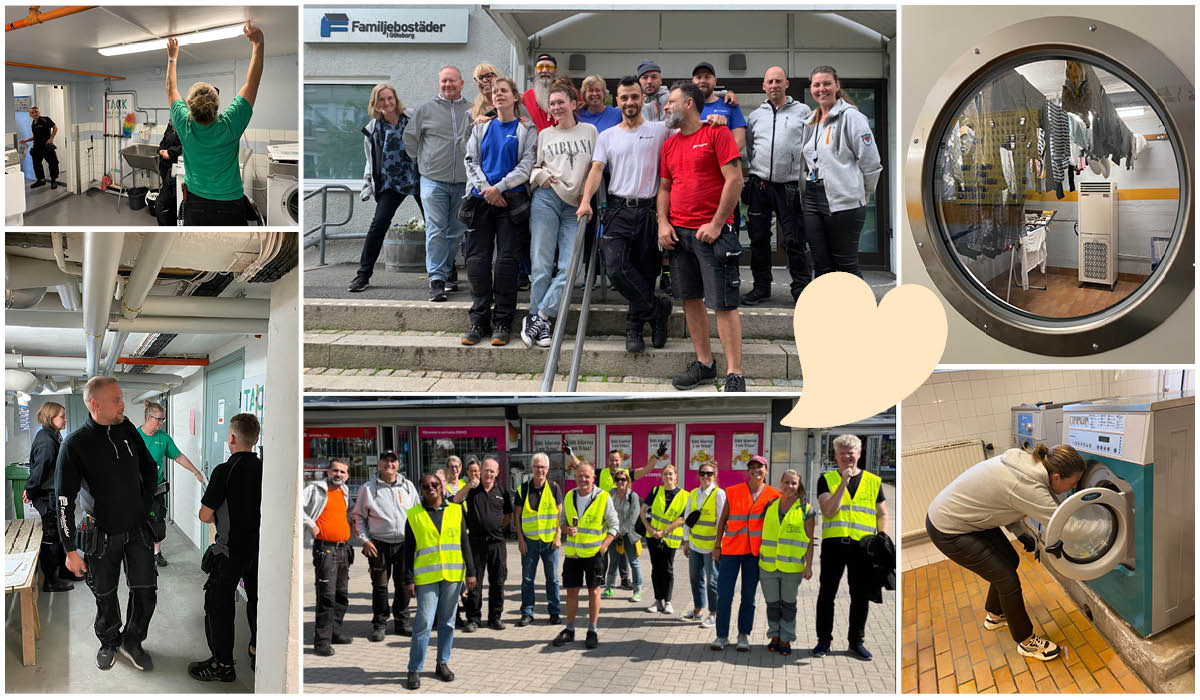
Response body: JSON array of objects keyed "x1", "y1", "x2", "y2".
[
  {"x1": 564, "y1": 489, "x2": 612, "y2": 558},
  {"x1": 759, "y1": 498, "x2": 813, "y2": 573},
  {"x1": 821, "y1": 470, "x2": 881, "y2": 541},
  {"x1": 648, "y1": 486, "x2": 689, "y2": 548},
  {"x1": 407, "y1": 503, "x2": 467, "y2": 586},
  {"x1": 519, "y1": 482, "x2": 560, "y2": 543}
]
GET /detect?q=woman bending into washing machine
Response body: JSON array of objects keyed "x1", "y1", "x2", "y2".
[
  {"x1": 165, "y1": 22, "x2": 264, "y2": 226},
  {"x1": 924, "y1": 443, "x2": 1085, "y2": 661},
  {"x1": 800, "y1": 65, "x2": 882, "y2": 279}
]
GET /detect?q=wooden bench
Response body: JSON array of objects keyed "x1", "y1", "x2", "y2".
[{"x1": 5, "y1": 518, "x2": 42, "y2": 666}]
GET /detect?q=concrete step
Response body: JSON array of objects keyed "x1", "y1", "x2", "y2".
[
  {"x1": 303, "y1": 368, "x2": 802, "y2": 393},
  {"x1": 305, "y1": 331, "x2": 800, "y2": 380},
  {"x1": 304, "y1": 298, "x2": 794, "y2": 340}
]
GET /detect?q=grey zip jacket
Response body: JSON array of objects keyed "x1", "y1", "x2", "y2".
[
  {"x1": 352, "y1": 473, "x2": 420, "y2": 544},
  {"x1": 302, "y1": 478, "x2": 349, "y2": 533},
  {"x1": 403, "y1": 94, "x2": 472, "y2": 183},
  {"x1": 926, "y1": 448, "x2": 1060, "y2": 537},
  {"x1": 641, "y1": 85, "x2": 670, "y2": 122},
  {"x1": 800, "y1": 98, "x2": 882, "y2": 212},
  {"x1": 464, "y1": 117, "x2": 538, "y2": 196},
  {"x1": 746, "y1": 97, "x2": 813, "y2": 183}
]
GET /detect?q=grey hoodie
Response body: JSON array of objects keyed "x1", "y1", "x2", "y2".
[
  {"x1": 403, "y1": 94, "x2": 472, "y2": 183},
  {"x1": 926, "y1": 448, "x2": 1060, "y2": 536},
  {"x1": 302, "y1": 478, "x2": 349, "y2": 533},
  {"x1": 641, "y1": 85, "x2": 670, "y2": 122},
  {"x1": 746, "y1": 97, "x2": 813, "y2": 183},
  {"x1": 800, "y1": 98, "x2": 882, "y2": 213},
  {"x1": 464, "y1": 117, "x2": 538, "y2": 196},
  {"x1": 352, "y1": 473, "x2": 420, "y2": 544}
]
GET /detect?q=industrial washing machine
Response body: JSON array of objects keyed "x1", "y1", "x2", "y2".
[
  {"x1": 1034, "y1": 395, "x2": 1194, "y2": 637},
  {"x1": 1011, "y1": 400, "x2": 1091, "y2": 450},
  {"x1": 266, "y1": 142, "x2": 299, "y2": 227}
]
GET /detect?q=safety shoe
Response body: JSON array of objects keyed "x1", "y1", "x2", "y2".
[
  {"x1": 435, "y1": 663, "x2": 455, "y2": 682},
  {"x1": 710, "y1": 637, "x2": 729, "y2": 651},
  {"x1": 314, "y1": 644, "x2": 334, "y2": 657},
  {"x1": 30, "y1": 180, "x2": 47, "y2": 189},
  {"x1": 348, "y1": 275, "x2": 370, "y2": 293},
  {"x1": 723, "y1": 373, "x2": 747, "y2": 393},
  {"x1": 461, "y1": 324, "x2": 490, "y2": 346},
  {"x1": 406, "y1": 671, "x2": 421, "y2": 690},
  {"x1": 331, "y1": 632, "x2": 353, "y2": 645},
  {"x1": 983, "y1": 613, "x2": 1008, "y2": 631},
  {"x1": 812, "y1": 640, "x2": 831, "y2": 657},
  {"x1": 517, "y1": 614, "x2": 534, "y2": 627},
  {"x1": 429, "y1": 280, "x2": 448, "y2": 302},
  {"x1": 488, "y1": 619, "x2": 505, "y2": 631},
  {"x1": 368, "y1": 626, "x2": 386, "y2": 642},
  {"x1": 585, "y1": 630, "x2": 599, "y2": 649},
  {"x1": 549, "y1": 614, "x2": 562, "y2": 625},
  {"x1": 672, "y1": 360, "x2": 717, "y2": 390},
  {"x1": 463, "y1": 621, "x2": 479, "y2": 633},
  {"x1": 741, "y1": 287, "x2": 771, "y2": 305},
  {"x1": 626, "y1": 326, "x2": 645, "y2": 353},
  {"x1": 491, "y1": 324, "x2": 511, "y2": 346},
  {"x1": 552, "y1": 628, "x2": 575, "y2": 647},
  {"x1": 1017, "y1": 635, "x2": 1060, "y2": 661},
  {"x1": 97, "y1": 645, "x2": 117, "y2": 670},
  {"x1": 659, "y1": 270, "x2": 671, "y2": 291},
  {"x1": 662, "y1": 601, "x2": 675, "y2": 615},
  {"x1": 736, "y1": 635, "x2": 750, "y2": 652},
  {"x1": 446, "y1": 267, "x2": 460, "y2": 292},
  {"x1": 188, "y1": 656, "x2": 236, "y2": 682},
  {"x1": 155, "y1": 552, "x2": 169, "y2": 567},
  {"x1": 602, "y1": 587, "x2": 616, "y2": 599},
  {"x1": 518, "y1": 274, "x2": 531, "y2": 291},
  {"x1": 849, "y1": 643, "x2": 873, "y2": 660},
  {"x1": 394, "y1": 620, "x2": 412, "y2": 636},
  {"x1": 120, "y1": 639, "x2": 154, "y2": 671},
  {"x1": 42, "y1": 579, "x2": 74, "y2": 592},
  {"x1": 650, "y1": 298, "x2": 672, "y2": 349},
  {"x1": 681, "y1": 609, "x2": 704, "y2": 622},
  {"x1": 700, "y1": 613, "x2": 716, "y2": 628},
  {"x1": 50, "y1": 180, "x2": 59, "y2": 189}
]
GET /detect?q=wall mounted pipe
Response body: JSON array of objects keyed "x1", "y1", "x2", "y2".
[
  {"x1": 20, "y1": 292, "x2": 269, "y2": 318},
  {"x1": 4, "y1": 61, "x2": 124, "y2": 80},
  {"x1": 7, "y1": 353, "x2": 207, "y2": 371},
  {"x1": 5, "y1": 6, "x2": 96, "y2": 32},
  {"x1": 81, "y1": 232, "x2": 126, "y2": 377},
  {"x1": 5, "y1": 310, "x2": 267, "y2": 335}
]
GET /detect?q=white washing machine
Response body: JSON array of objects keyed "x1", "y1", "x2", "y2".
[
  {"x1": 266, "y1": 142, "x2": 299, "y2": 227},
  {"x1": 1010, "y1": 400, "x2": 1092, "y2": 450}
]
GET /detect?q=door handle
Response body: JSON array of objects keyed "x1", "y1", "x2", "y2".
[{"x1": 1044, "y1": 540, "x2": 1064, "y2": 559}]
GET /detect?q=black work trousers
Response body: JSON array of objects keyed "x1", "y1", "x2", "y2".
[
  {"x1": 356, "y1": 189, "x2": 424, "y2": 280},
  {"x1": 184, "y1": 192, "x2": 249, "y2": 226},
  {"x1": 601, "y1": 204, "x2": 661, "y2": 328},
  {"x1": 815, "y1": 537, "x2": 872, "y2": 646},
  {"x1": 802, "y1": 182, "x2": 866, "y2": 279},
  {"x1": 30, "y1": 143, "x2": 59, "y2": 182},
  {"x1": 367, "y1": 540, "x2": 412, "y2": 628},
  {"x1": 29, "y1": 491, "x2": 66, "y2": 583},
  {"x1": 85, "y1": 523, "x2": 157, "y2": 648},
  {"x1": 465, "y1": 203, "x2": 521, "y2": 329},
  {"x1": 926, "y1": 516, "x2": 1032, "y2": 642},
  {"x1": 312, "y1": 540, "x2": 350, "y2": 647},
  {"x1": 204, "y1": 551, "x2": 259, "y2": 664},
  {"x1": 464, "y1": 539, "x2": 507, "y2": 623},
  {"x1": 745, "y1": 178, "x2": 811, "y2": 299},
  {"x1": 647, "y1": 537, "x2": 677, "y2": 602}
]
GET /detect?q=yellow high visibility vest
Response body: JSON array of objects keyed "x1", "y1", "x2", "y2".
[
  {"x1": 407, "y1": 503, "x2": 466, "y2": 585},
  {"x1": 520, "y1": 481, "x2": 559, "y2": 543},
  {"x1": 597, "y1": 468, "x2": 615, "y2": 492},
  {"x1": 760, "y1": 499, "x2": 812, "y2": 573},
  {"x1": 687, "y1": 487, "x2": 719, "y2": 551},
  {"x1": 564, "y1": 489, "x2": 611, "y2": 559},
  {"x1": 649, "y1": 487, "x2": 689, "y2": 549},
  {"x1": 821, "y1": 470, "x2": 880, "y2": 541}
]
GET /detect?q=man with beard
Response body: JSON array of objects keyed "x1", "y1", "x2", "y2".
[
  {"x1": 640, "y1": 60, "x2": 740, "y2": 123},
  {"x1": 522, "y1": 53, "x2": 561, "y2": 131},
  {"x1": 691, "y1": 63, "x2": 746, "y2": 152},
  {"x1": 302, "y1": 460, "x2": 353, "y2": 656}
]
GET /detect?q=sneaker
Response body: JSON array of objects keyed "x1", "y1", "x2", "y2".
[
  {"x1": 710, "y1": 637, "x2": 728, "y2": 651},
  {"x1": 97, "y1": 645, "x2": 117, "y2": 670},
  {"x1": 647, "y1": 600, "x2": 664, "y2": 613},
  {"x1": 488, "y1": 619, "x2": 506, "y2": 631},
  {"x1": 849, "y1": 643, "x2": 873, "y2": 660},
  {"x1": 549, "y1": 614, "x2": 562, "y2": 625},
  {"x1": 585, "y1": 630, "x2": 598, "y2": 649},
  {"x1": 461, "y1": 324, "x2": 490, "y2": 346},
  {"x1": 445, "y1": 268, "x2": 460, "y2": 292},
  {"x1": 313, "y1": 644, "x2": 334, "y2": 657},
  {"x1": 620, "y1": 579, "x2": 634, "y2": 591},
  {"x1": 779, "y1": 641, "x2": 793, "y2": 656},
  {"x1": 463, "y1": 621, "x2": 479, "y2": 633},
  {"x1": 435, "y1": 663, "x2": 455, "y2": 682},
  {"x1": 331, "y1": 632, "x2": 353, "y2": 645},
  {"x1": 741, "y1": 287, "x2": 771, "y2": 305},
  {"x1": 672, "y1": 360, "x2": 717, "y2": 390},
  {"x1": 723, "y1": 373, "x2": 746, "y2": 393},
  {"x1": 518, "y1": 274, "x2": 531, "y2": 291},
  {"x1": 602, "y1": 587, "x2": 616, "y2": 599},
  {"x1": 155, "y1": 552, "x2": 169, "y2": 567},
  {"x1": 659, "y1": 271, "x2": 671, "y2": 291},
  {"x1": 626, "y1": 326, "x2": 645, "y2": 353},
  {"x1": 650, "y1": 298, "x2": 672, "y2": 349},
  {"x1": 681, "y1": 610, "x2": 703, "y2": 622},
  {"x1": 552, "y1": 628, "x2": 575, "y2": 647},
  {"x1": 368, "y1": 627, "x2": 385, "y2": 642},
  {"x1": 983, "y1": 613, "x2": 1008, "y2": 631},
  {"x1": 631, "y1": 591, "x2": 643, "y2": 602},
  {"x1": 768, "y1": 637, "x2": 781, "y2": 653},
  {"x1": 700, "y1": 613, "x2": 716, "y2": 629},
  {"x1": 491, "y1": 324, "x2": 510, "y2": 346},
  {"x1": 429, "y1": 280, "x2": 447, "y2": 302},
  {"x1": 394, "y1": 620, "x2": 412, "y2": 636},
  {"x1": 535, "y1": 316, "x2": 553, "y2": 348},
  {"x1": 30, "y1": 180, "x2": 46, "y2": 189},
  {"x1": 517, "y1": 614, "x2": 534, "y2": 627},
  {"x1": 520, "y1": 314, "x2": 537, "y2": 347},
  {"x1": 406, "y1": 671, "x2": 421, "y2": 690},
  {"x1": 120, "y1": 639, "x2": 154, "y2": 671},
  {"x1": 662, "y1": 601, "x2": 674, "y2": 615},
  {"x1": 736, "y1": 634, "x2": 750, "y2": 652},
  {"x1": 1017, "y1": 634, "x2": 1060, "y2": 661},
  {"x1": 812, "y1": 640, "x2": 831, "y2": 657},
  {"x1": 347, "y1": 275, "x2": 370, "y2": 293},
  {"x1": 188, "y1": 656, "x2": 236, "y2": 682}
]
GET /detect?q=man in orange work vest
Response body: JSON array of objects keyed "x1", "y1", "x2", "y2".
[
  {"x1": 302, "y1": 459, "x2": 354, "y2": 656},
  {"x1": 710, "y1": 455, "x2": 780, "y2": 651}
]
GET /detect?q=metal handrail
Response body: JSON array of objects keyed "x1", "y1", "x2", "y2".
[{"x1": 303, "y1": 185, "x2": 355, "y2": 265}]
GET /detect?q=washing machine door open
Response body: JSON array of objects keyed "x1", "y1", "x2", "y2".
[{"x1": 1041, "y1": 487, "x2": 1131, "y2": 580}]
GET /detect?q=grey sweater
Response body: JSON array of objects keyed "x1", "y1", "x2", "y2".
[
  {"x1": 746, "y1": 98, "x2": 812, "y2": 183},
  {"x1": 352, "y1": 474, "x2": 421, "y2": 544},
  {"x1": 403, "y1": 94, "x2": 472, "y2": 183},
  {"x1": 927, "y1": 449, "x2": 1060, "y2": 536},
  {"x1": 800, "y1": 99, "x2": 882, "y2": 212},
  {"x1": 464, "y1": 117, "x2": 538, "y2": 196}
]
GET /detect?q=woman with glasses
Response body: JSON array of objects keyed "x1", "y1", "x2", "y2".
[
  {"x1": 758, "y1": 469, "x2": 814, "y2": 656},
  {"x1": 640, "y1": 464, "x2": 688, "y2": 614},
  {"x1": 680, "y1": 461, "x2": 726, "y2": 628},
  {"x1": 602, "y1": 468, "x2": 644, "y2": 601},
  {"x1": 138, "y1": 401, "x2": 203, "y2": 566},
  {"x1": 471, "y1": 63, "x2": 500, "y2": 122}
]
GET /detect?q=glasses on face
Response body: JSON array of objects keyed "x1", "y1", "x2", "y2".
[
  {"x1": 615, "y1": 478, "x2": 628, "y2": 483},
  {"x1": 535, "y1": 63, "x2": 556, "y2": 72},
  {"x1": 699, "y1": 471, "x2": 716, "y2": 477},
  {"x1": 476, "y1": 72, "x2": 496, "y2": 81},
  {"x1": 149, "y1": 415, "x2": 165, "y2": 422},
  {"x1": 420, "y1": 483, "x2": 440, "y2": 491}
]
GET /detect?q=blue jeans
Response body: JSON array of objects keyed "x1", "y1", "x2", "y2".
[
  {"x1": 689, "y1": 549, "x2": 719, "y2": 612},
  {"x1": 528, "y1": 187, "x2": 579, "y2": 318},
  {"x1": 520, "y1": 538, "x2": 562, "y2": 616},
  {"x1": 420, "y1": 176, "x2": 467, "y2": 283},
  {"x1": 605, "y1": 534, "x2": 643, "y2": 591},
  {"x1": 716, "y1": 553, "x2": 759, "y2": 639},
  {"x1": 408, "y1": 578, "x2": 463, "y2": 672}
]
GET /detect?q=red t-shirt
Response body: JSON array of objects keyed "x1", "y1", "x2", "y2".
[
  {"x1": 660, "y1": 124, "x2": 741, "y2": 229},
  {"x1": 522, "y1": 89, "x2": 556, "y2": 132}
]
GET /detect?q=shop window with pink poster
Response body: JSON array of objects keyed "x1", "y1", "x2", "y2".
[{"x1": 684, "y1": 423, "x2": 766, "y2": 491}]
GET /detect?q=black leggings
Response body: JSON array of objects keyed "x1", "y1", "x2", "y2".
[
  {"x1": 926, "y1": 516, "x2": 1032, "y2": 643},
  {"x1": 802, "y1": 183, "x2": 866, "y2": 278},
  {"x1": 647, "y1": 537, "x2": 677, "y2": 601},
  {"x1": 356, "y1": 189, "x2": 424, "y2": 279}
]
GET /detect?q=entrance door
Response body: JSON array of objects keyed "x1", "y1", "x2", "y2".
[
  {"x1": 202, "y1": 349, "x2": 245, "y2": 479},
  {"x1": 34, "y1": 84, "x2": 72, "y2": 191},
  {"x1": 1040, "y1": 486, "x2": 1132, "y2": 580}
]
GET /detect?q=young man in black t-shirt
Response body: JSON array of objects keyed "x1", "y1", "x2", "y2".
[{"x1": 189, "y1": 413, "x2": 264, "y2": 682}]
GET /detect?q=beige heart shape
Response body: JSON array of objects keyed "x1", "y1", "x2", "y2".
[{"x1": 783, "y1": 272, "x2": 946, "y2": 428}]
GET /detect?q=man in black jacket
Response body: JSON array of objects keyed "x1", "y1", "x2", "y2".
[{"x1": 56, "y1": 376, "x2": 160, "y2": 672}]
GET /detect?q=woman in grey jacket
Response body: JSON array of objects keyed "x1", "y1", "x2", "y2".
[
  {"x1": 925, "y1": 443, "x2": 1085, "y2": 662},
  {"x1": 801, "y1": 66, "x2": 883, "y2": 278},
  {"x1": 460, "y1": 76, "x2": 537, "y2": 347}
]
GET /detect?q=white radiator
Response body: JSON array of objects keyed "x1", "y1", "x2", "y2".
[{"x1": 900, "y1": 438, "x2": 986, "y2": 539}]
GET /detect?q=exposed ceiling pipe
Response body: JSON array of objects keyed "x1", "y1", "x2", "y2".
[
  {"x1": 20, "y1": 292, "x2": 270, "y2": 318},
  {"x1": 7, "y1": 353, "x2": 208, "y2": 370},
  {"x1": 6, "y1": 256, "x2": 78, "y2": 288},
  {"x1": 55, "y1": 283, "x2": 80, "y2": 311},
  {"x1": 6, "y1": 287, "x2": 46, "y2": 309},
  {"x1": 112, "y1": 371, "x2": 185, "y2": 386},
  {"x1": 82, "y1": 232, "x2": 125, "y2": 378},
  {"x1": 6, "y1": 310, "x2": 268, "y2": 334},
  {"x1": 102, "y1": 331, "x2": 130, "y2": 377},
  {"x1": 3, "y1": 60, "x2": 123, "y2": 80},
  {"x1": 105, "y1": 233, "x2": 175, "y2": 376},
  {"x1": 5, "y1": 6, "x2": 96, "y2": 32}
]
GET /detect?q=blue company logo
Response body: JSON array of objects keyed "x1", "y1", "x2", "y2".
[{"x1": 320, "y1": 13, "x2": 349, "y2": 38}]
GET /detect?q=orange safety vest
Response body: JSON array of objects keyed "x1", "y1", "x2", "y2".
[{"x1": 720, "y1": 481, "x2": 781, "y2": 556}]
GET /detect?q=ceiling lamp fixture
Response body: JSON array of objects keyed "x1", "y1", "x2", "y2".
[{"x1": 98, "y1": 23, "x2": 245, "y2": 56}]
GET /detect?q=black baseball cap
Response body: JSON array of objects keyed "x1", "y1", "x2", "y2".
[
  {"x1": 535, "y1": 53, "x2": 558, "y2": 66},
  {"x1": 692, "y1": 61, "x2": 716, "y2": 77}
]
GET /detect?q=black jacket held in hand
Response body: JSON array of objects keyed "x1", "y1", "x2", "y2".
[
  {"x1": 26, "y1": 427, "x2": 62, "y2": 493},
  {"x1": 860, "y1": 531, "x2": 896, "y2": 604},
  {"x1": 54, "y1": 415, "x2": 158, "y2": 549}
]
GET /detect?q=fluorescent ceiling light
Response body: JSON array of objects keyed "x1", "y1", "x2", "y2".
[
  {"x1": 1116, "y1": 107, "x2": 1145, "y2": 118},
  {"x1": 98, "y1": 23, "x2": 245, "y2": 56}
]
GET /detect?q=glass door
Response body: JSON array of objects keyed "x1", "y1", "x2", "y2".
[{"x1": 1041, "y1": 487, "x2": 1131, "y2": 580}]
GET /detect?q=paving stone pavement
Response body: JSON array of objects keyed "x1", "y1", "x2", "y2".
[{"x1": 303, "y1": 540, "x2": 897, "y2": 693}]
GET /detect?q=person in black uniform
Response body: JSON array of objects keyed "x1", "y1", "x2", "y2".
[
  {"x1": 451, "y1": 456, "x2": 512, "y2": 631},
  {"x1": 25, "y1": 401, "x2": 78, "y2": 592},
  {"x1": 156, "y1": 122, "x2": 183, "y2": 225},
  {"x1": 20, "y1": 106, "x2": 62, "y2": 189},
  {"x1": 56, "y1": 376, "x2": 159, "y2": 672},
  {"x1": 189, "y1": 413, "x2": 263, "y2": 683}
]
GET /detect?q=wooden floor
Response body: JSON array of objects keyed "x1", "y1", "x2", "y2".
[
  {"x1": 902, "y1": 550, "x2": 1149, "y2": 694},
  {"x1": 983, "y1": 270, "x2": 1145, "y2": 318}
]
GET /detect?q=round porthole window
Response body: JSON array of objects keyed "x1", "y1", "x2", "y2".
[{"x1": 907, "y1": 18, "x2": 1194, "y2": 355}]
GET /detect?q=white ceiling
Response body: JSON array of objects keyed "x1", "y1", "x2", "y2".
[{"x1": 4, "y1": 5, "x2": 298, "y2": 76}]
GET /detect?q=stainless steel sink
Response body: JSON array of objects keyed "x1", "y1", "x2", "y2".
[{"x1": 120, "y1": 143, "x2": 161, "y2": 172}]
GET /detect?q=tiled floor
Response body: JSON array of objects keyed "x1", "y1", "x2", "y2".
[{"x1": 902, "y1": 548, "x2": 1149, "y2": 694}]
